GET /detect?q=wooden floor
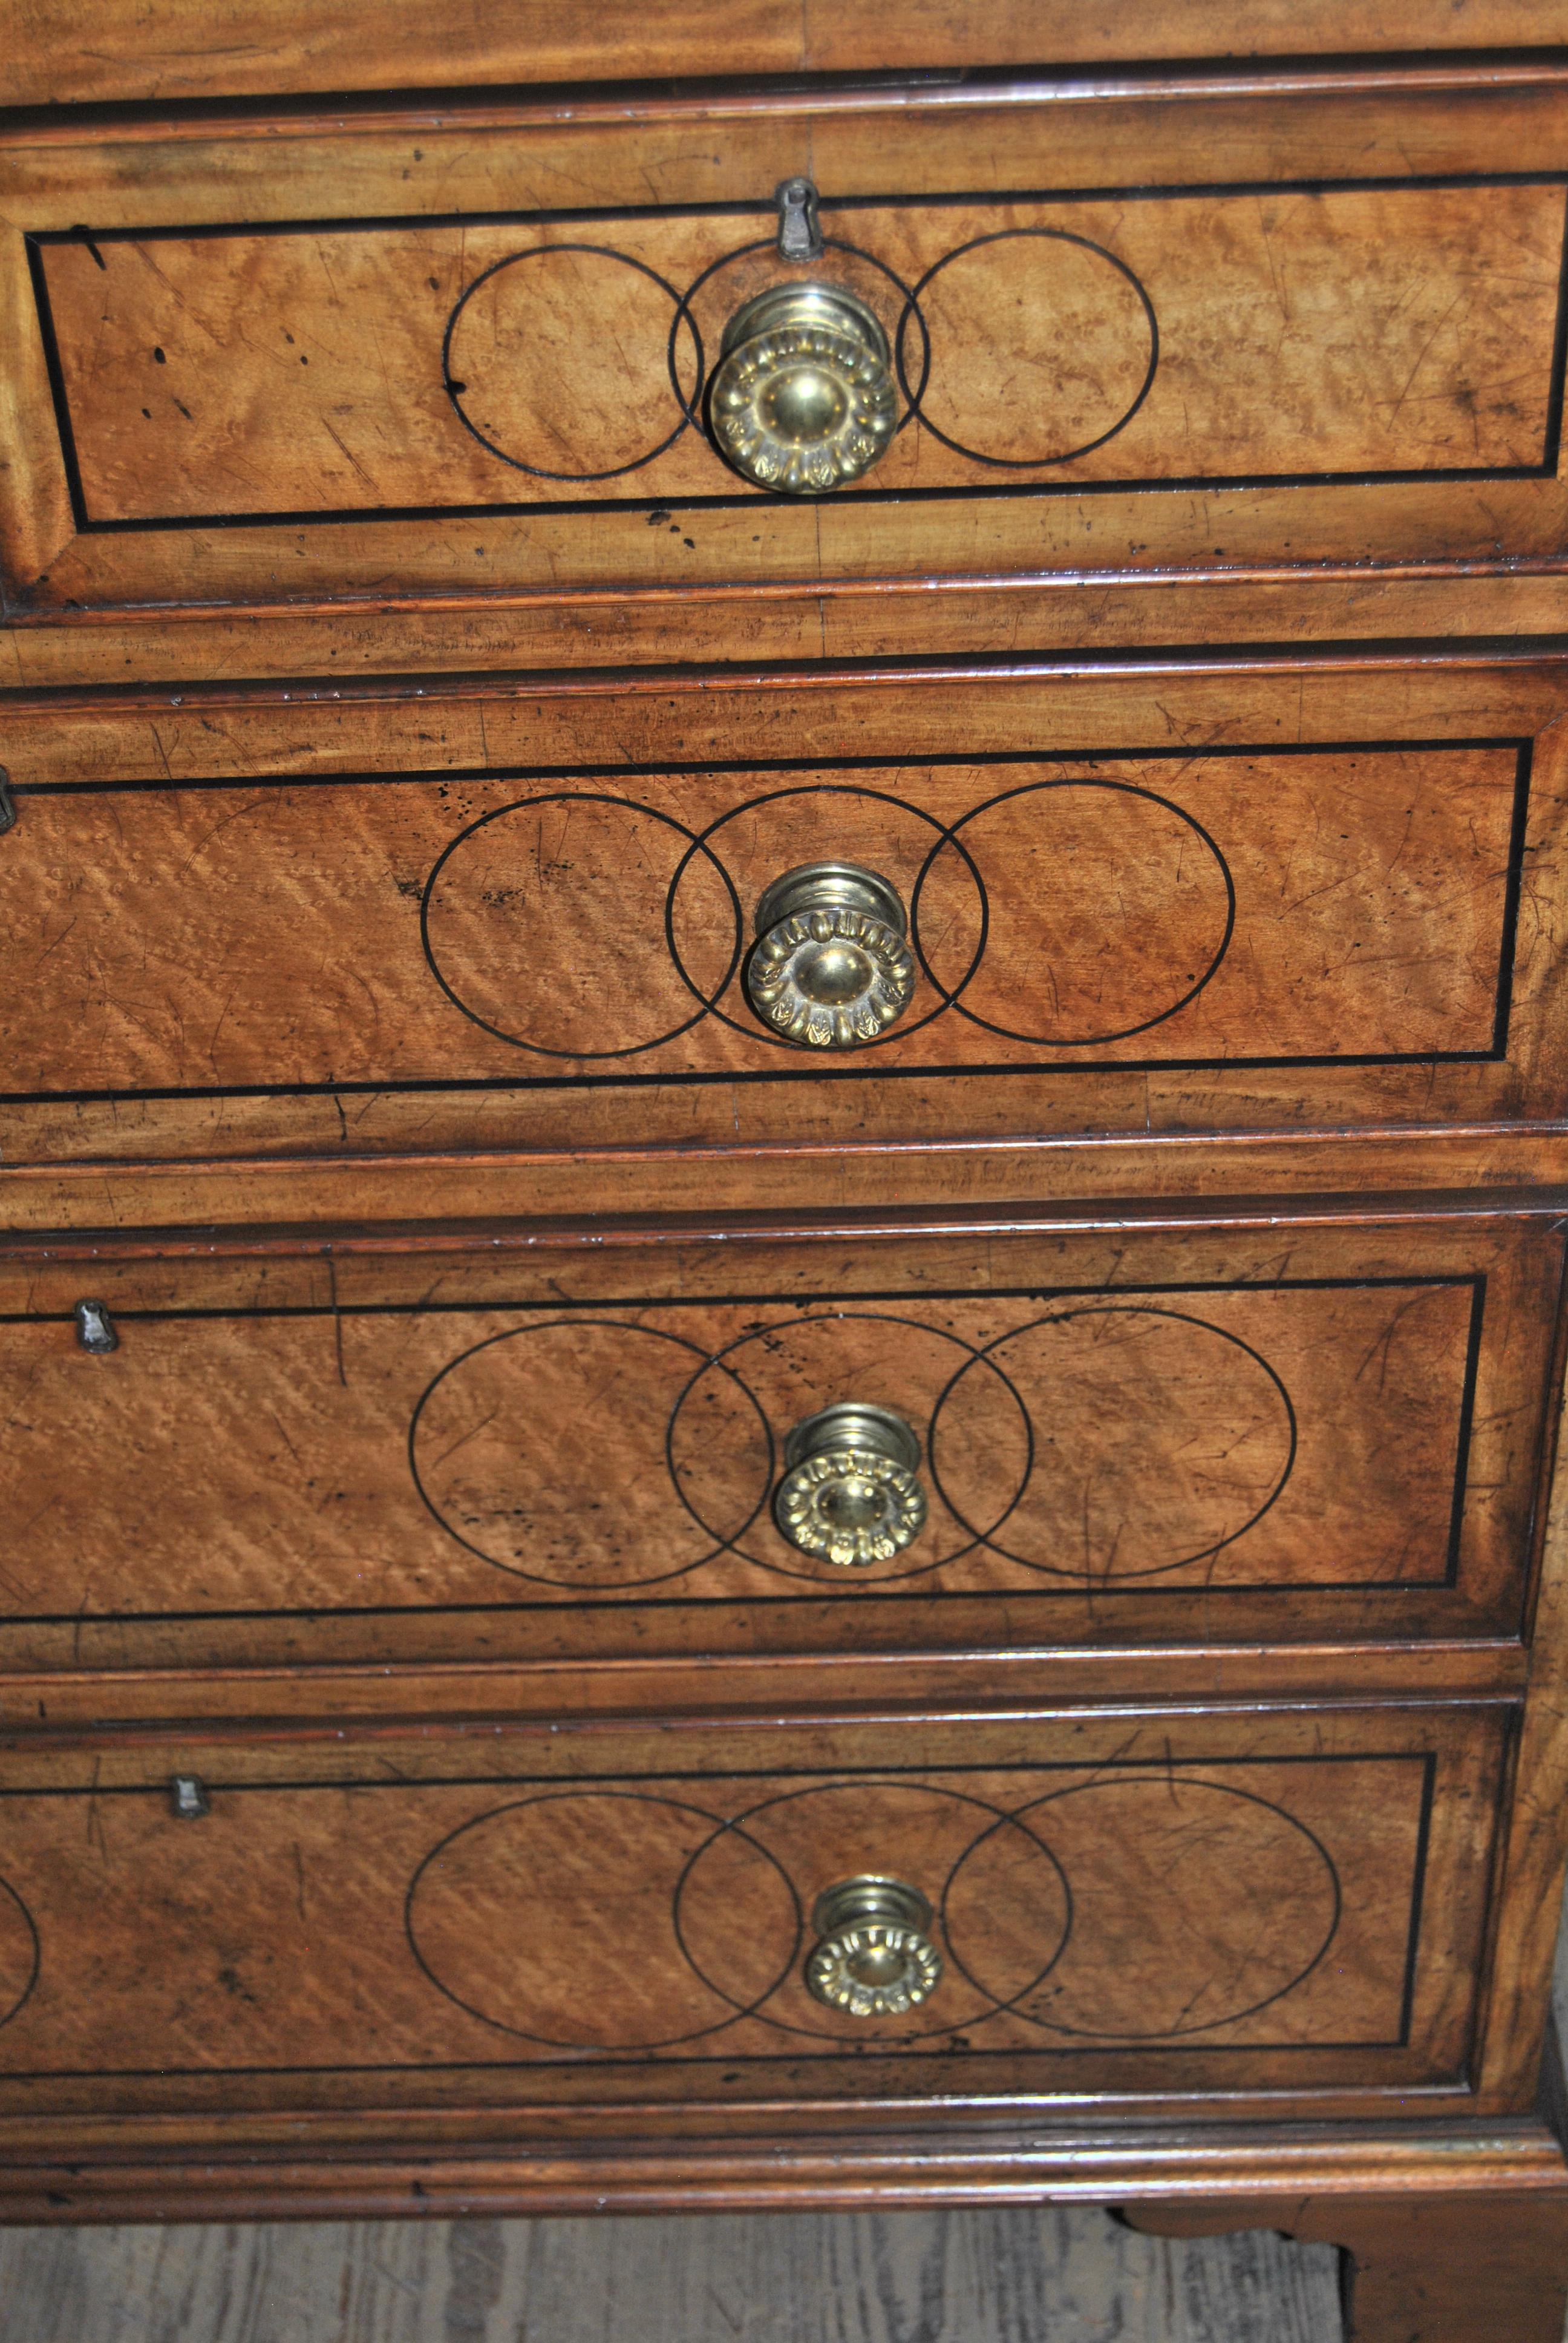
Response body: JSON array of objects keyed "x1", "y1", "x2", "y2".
[
  {"x1": 0, "y1": 2207, "x2": 1343, "y2": 2343},
  {"x1": 4, "y1": 1900, "x2": 1567, "y2": 2343}
]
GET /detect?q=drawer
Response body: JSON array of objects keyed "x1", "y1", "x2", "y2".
[
  {"x1": 5, "y1": 656, "x2": 1568, "y2": 1166},
  {"x1": 4, "y1": 62, "x2": 1568, "y2": 620},
  {"x1": 0, "y1": 1705, "x2": 1506, "y2": 2128},
  {"x1": 1, "y1": 1208, "x2": 1555, "y2": 1676}
]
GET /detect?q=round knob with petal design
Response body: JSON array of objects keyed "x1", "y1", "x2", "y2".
[
  {"x1": 709, "y1": 283, "x2": 898, "y2": 494},
  {"x1": 774, "y1": 1401, "x2": 927, "y2": 1567},
  {"x1": 745, "y1": 862, "x2": 915, "y2": 1049},
  {"x1": 806, "y1": 1876, "x2": 942, "y2": 2017}
]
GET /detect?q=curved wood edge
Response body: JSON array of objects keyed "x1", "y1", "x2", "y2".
[
  {"x1": 0, "y1": 2114, "x2": 1563, "y2": 2227},
  {"x1": 1123, "y1": 2028, "x2": 1568, "y2": 2338}
]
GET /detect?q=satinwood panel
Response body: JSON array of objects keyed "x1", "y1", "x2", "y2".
[
  {"x1": 0, "y1": 1706, "x2": 1504, "y2": 2123},
  {"x1": 0, "y1": 1212, "x2": 1553, "y2": 1667},
  {"x1": 8, "y1": 2, "x2": 1560, "y2": 106}
]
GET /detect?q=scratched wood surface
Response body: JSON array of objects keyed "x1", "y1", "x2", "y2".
[
  {"x1": 0, "y1": 2204, "x2": 1345, "y2": 2341},
  {"x1": 4, "y1": 656, "x2": 1567, "y2": 1175},
  {"x1": 0, "y1": 747, "x2": 1521, "y2": 1089}
]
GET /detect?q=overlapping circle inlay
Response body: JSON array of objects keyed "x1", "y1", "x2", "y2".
[
  {"x1": 443, "y1": 246, "x2": 698, "y2": 479},
  {"x1": 0, "y1": 1875, "x2": 38, "y2": 2033},
  {"x1": 407, "y1": 1792, "x2": 800, "y2": 2049},
  {"x1": 409, "y1": 1319, "x2": 772, "y2": 1587},
  {"x1": 930, "y1": 1305, "x2": 1296, "y2": 1582},
  {"x1": 402, "y1": 1771, "x2": 1339, "y2": 2054},
  {"x1": 439, "y1": 220, "x2": 1158, "y2": 491}
]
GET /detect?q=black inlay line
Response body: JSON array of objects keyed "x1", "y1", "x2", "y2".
[
  {"x1": 0, "y1": 1280, "x2": 1483, "y2": 1625},
  {"x1": 0, "y1": 1048, "x2": 1511, "y2": 1110},
  {"x1": 0, "y1": 1751, "x2": 1449, "y2": 1800},
  {"x1": 1445, "y1": 1281, "x2": 1489, "y2": 1591},
  {"x1": 27, "y1": 168, "x2": 1568, "y2": 248},
  {"x1": 1544, "y1": 186, "x2": 1568, "y2": 475},
  {"x1": 50, "y1": 459, "x2": 1562, "y2": 539},
  {"x1": 0, "y1": 1579, "x2": 1474, "y2": 1628},
  {"x1": 0, "y1": 1751, "x2": 1436, "y2": 2079},
  {"x1": 0, "y1": 2038, "x2": 1428, "y2": 2080},
  {"x1": 1491, "y1": 744, "x2": 1536, "y2": 1061},
  {"x1": 22, "y1": 234, "x2": 88, "y2": 537},
  {"x1": 0, "y1": 1271, "x2": 1480, "y2": 1326},
  {"x1": 1397, "y1": 1754, "x2": 1440, "y2": 2050},
  {"x1": 27, "y1": 171, "x2": 1568, "y2": 536},
  {"x1": 5, "y1": 735, "x2": 1532, "y2": 797}
]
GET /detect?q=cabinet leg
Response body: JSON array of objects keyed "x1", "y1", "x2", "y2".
[{"x1": 1122, "y1": 2188, "x2": 1568, "y2": 2343}]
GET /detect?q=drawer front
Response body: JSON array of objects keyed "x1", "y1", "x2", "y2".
[
  {"x1": 0, "y1": 1213, "x2": 1553, "y2": 1671},
  {"x1": 5, "y1": 658, "x2": 1568, "y2": 1164},
  {"x1": 0, "y1": 1707, "x2": 1504, "y2": 2122},
  {"x1": 5, "y1": 67, "x2": 1568, "y2": 612}
]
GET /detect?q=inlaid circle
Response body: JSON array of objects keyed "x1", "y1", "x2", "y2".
[
  {"x1": 407, "y1": 1792, "x2": 799, "y2": 2049},
  {"x1": 422, "y1": 794, "x2": 739, "y2": 1057},
  {"x1": 0, "y1": 1876, "x2": 38, "y2": 2032},
  {"x1": 444, "y1": 245, "x2": 692, "y2": 478},
  {"x1": 411, "y1": 1320, "x2": 771, "y2": 1586},
  {"x1": 1013, "y1": 1777, "x2": 1339, "y2": 2038},
  {"x1": 914, "y1": 781, "x2": 1233, "y2": 1046},
  {"x1": 670, "y1": 1312, "x2": 1030, "y2": 1581},
  {"x1": 907, "y1": 229, "x2": 1157, "y2": 467},
  {"x1": 931, "y1": 1306, "x2": 1294, "y2": 1581},
  {"x1": 690, "y1": 1781, "x2": 1068, "y2": 2040}
]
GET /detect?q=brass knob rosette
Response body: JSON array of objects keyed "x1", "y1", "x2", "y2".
[
  {"x1": 745, "y1": 862, "x2": 915, "y2": 1050},
  {"x1": 806, "y1": 1876, "x2": 942, "y2": 2017},
  {"x1": 774, "y1": 1401, "x2": 927, "y2": 1568},
  {"x1": 709, "y1": 283, "x2": 897, "y2": 494}
]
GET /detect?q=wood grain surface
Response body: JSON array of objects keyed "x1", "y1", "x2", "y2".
[
  {"x1": 36, "y1": 186, "x2": 1560, "y2": 523},
  {"x1": 7, "y1": 70, "x2": 1568, "y2": 619},
  {"x1": 0, "y1": 747, "x2": 1523, "y2": 1090},
  {"x1": 0, "y1": 1210, "x2": 1552, "y2": 1670},
  {"x1": 4, "y1": 654, "x2": 1567, "y2": 1171},
  {"x1": 0, "y1": 2203, "x2": 1346, "y2": 2342},
  {"x1": 8, "y1": 0, "x2": 1563, "y2": 105},
  {"x1": 0, "y1": 1706, "x2": 1504, "y2": 2121}
]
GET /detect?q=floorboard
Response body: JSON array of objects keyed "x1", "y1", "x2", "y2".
[{"x1": 0, "y1": 2207, "x2": 1343, "y2": 2343}]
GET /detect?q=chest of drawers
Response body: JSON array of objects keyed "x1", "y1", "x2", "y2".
[{"x1": 6, "y1": 7, "x2": 1568, "y2": 2336}]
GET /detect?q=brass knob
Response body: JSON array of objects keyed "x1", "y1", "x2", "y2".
[
  {"x1": 709, "y1": 283, "x2": 897, "y2": 494},
  {"x1": 746, "y1": 862, "x2": 915, "y2": 1049},
  {"x1": 806, "y1": 1876, "x2": 942, "y2": 2017},
  {"x1": 774, "y1": 1401, "x2": 927, "y2": 1567}
]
